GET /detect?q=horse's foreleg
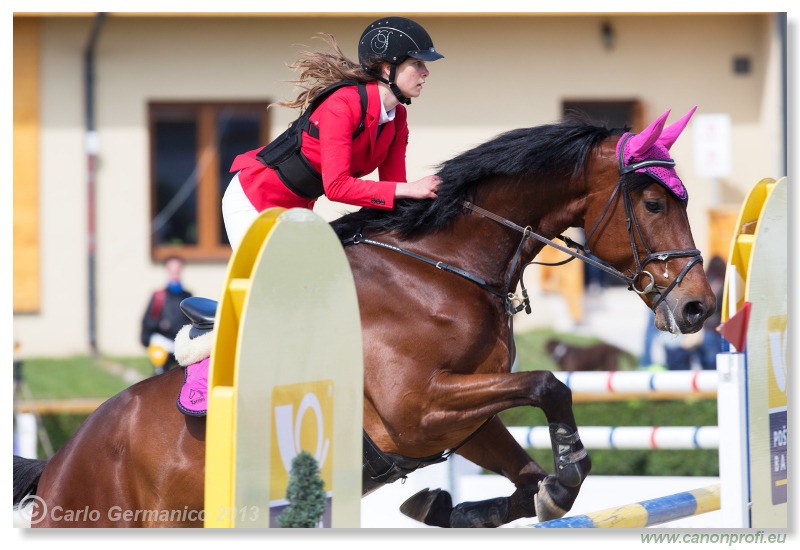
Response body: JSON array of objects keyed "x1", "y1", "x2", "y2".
[{"x1": 423, "y1": 370, "x2": 591, "y2": 488}]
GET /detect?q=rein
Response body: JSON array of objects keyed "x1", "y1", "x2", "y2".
[
  {"x1": 464, "y1": 134, "x2": 703, "y2": 309},
  {"x1": 342, "y1": 232, "x2": 530, "y2": 317},
  {"x1": 343, "y1": 135, "x2": 703, "y2": 320}
]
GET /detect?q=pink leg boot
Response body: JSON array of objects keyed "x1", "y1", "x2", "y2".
[{"x1": 177, "y1": 357, "x2": 208, "y2": 417}]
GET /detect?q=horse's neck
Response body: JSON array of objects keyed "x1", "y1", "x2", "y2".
[
  {"x1": 400, "y1": 194, "x2": 566, "y2": 292},
  {"x1": 482, "y1": 177, "x2": 580, "y2": 243}
]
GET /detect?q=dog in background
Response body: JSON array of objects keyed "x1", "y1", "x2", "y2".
[{"x1": 545, "y1": 338, "x2": 636, "y2": 372}]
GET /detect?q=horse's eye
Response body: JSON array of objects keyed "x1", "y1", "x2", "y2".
[{"x1": 644, "y1": 200, "x2": 663, "y2": 213}]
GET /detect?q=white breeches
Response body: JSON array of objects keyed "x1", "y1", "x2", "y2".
[{"x1": 221, "y1": 172, "x2": 260, "y2": 251}]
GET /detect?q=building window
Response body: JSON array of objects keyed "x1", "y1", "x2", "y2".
[
  {"x1": 149, "y1": 102, "x2": 270, "y2": 261},
  {"x1": 560, "y1": 99, "x2": 643, "y2": 289},
  {"x1": 562, "y1": 99, "x2": 642, "y2": 132}
]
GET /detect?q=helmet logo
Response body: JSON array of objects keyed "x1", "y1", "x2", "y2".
[{"x1": 370, "y1": 30, "x2": 393, "y2": 56}]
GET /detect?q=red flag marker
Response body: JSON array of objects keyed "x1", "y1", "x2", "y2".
[{"x1": 717, "y1": 301, "x2": 752, "y2": 351}]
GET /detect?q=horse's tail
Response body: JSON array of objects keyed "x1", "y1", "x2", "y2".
[{"x1": 13, "y1": 455, "x2": 47, "y2": 506}]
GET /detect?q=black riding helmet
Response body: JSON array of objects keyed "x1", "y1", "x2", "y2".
[{"x1": 358, "y1": 17, "x2": 444, "y2": 105}]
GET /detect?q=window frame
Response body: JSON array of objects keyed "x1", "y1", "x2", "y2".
[
  {"x1": 148, "y1": 101, "x2": 270, "y2": 262},
  {"x1": 550, "y1": 99, "x2": 644, "y2": 290},
  {"x1": 562, "y1": 99, "x2": 643, "y2": 132}
]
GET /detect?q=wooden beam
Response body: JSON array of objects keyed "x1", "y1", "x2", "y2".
[
  {"x1": 13, "y1": 17, "x2": 42, "y2": 313},
  {"x1": 16, "y1": 398, "x2": 106, "y2": 415}
]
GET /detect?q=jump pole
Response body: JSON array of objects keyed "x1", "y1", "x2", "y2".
[
  {"x1": 204, "y1": 208, "x2": 363, "y2": 528},
  {"x1": 553, "y1": 370, "x2": 718, "y2": 402},
  {"x1": 507, "y1": 425, "x2": 718, "y2": 450},
  {"x1": 553, "y1": 370, "x2": 718, "y2": 395},
  {"x1": 527, "y1": 484, "x2": 720, "y2": 528},
  {"x1": 512, "y1": 371, "x2": 720, "y2": 450}
]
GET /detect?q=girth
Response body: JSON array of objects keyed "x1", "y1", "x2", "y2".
[
  {"x1": 363, "y1": 430, "x2": 447, "y2": 484},
  {"x1": 363, "y1": 415, "x2": 495, "y2": 485}
]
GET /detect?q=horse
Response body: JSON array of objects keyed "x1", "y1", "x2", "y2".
[{"x1": 13, "y1": 107, "x2": 715, "y2": 528}]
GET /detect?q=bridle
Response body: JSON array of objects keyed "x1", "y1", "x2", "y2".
[
  {"x1": 611, "y1": 133, "x2": 704, "y2": 307},
  {"x1": 344, "y1": 134, "x2": 703, "y2": 317},
  {"x1": 462, "y1": 132, "x2": 703, "y2": 311}
]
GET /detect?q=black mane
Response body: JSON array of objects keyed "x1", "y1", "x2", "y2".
[{"x1": 332, "y1": 118, "x2": 617, "y2": 239}]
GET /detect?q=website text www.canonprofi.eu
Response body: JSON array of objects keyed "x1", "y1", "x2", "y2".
[{"x1": 641, "y1": 532, "x2": 787, "y2": 545}]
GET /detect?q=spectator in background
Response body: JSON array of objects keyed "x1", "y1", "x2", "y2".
[
  {"x1": 140, "y1": 256, "x2": 192, "y2": 375},
  {"x1": 662, "y1": 330, "x2": 702, "y2": 370},
  {"x1": 699, "y1": 255, "x2": 726, "y2": 369},
  {"x1": 639, "y1": 308, "x2": 663, "y2": 369}
]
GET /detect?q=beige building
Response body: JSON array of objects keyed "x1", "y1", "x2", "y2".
[{"x1": 12, "y1": 12, "x2": 787, "y2": 357}]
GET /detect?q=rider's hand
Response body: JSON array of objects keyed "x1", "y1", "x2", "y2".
[{"x1": 395, "y1": 175, "x2": 441, "y2": 200}]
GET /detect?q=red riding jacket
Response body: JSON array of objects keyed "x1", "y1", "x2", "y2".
[{"x1": 230, "y1": 81, "x2": 407, "y2": 211}]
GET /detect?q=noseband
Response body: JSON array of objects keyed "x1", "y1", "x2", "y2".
[{"x1": 463, "y1": 133, "x2": 703, "y2": 310}]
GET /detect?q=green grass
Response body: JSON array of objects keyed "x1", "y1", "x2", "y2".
[
  {"x1": 109, "y1": 356, "x2": 154, "y2": 379},
  {"x1": 14, "y1": 355, "x2": 156, "y2": 455},
  {"x1": 17, "y1": 356, "x2": 141, "y2": 398}
]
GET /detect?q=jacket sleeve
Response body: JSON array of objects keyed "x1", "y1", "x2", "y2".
[{"x1": 314, "y1": 93, "x2": 397, "y2": 210}]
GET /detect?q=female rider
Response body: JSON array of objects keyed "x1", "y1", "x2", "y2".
[
  {"x1": 177, "y1": 17, "x2": 444, "y2": 416},
  {"x1": 221, "y1": 16, "x2": 444, "y2": 249}
]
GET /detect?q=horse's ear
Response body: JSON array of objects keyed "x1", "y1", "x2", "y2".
[
  {"x1": 627, "y1": 110, "x2": 671, "y2": 157},
  {"x1": 658, "y1": 106, "x2": 698, "y2": 150}
]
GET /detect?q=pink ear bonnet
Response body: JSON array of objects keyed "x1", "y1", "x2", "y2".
[{"x1": 615, "y1": 106, "x2": 697, "y2": 201}]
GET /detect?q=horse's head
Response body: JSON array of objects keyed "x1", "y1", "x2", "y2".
[{"x1": 584, "y1": 107, "x2": 715, "y2": 334}]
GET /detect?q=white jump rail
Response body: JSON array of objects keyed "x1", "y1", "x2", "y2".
[
  {"x1": 507, "y1": 425, "x2": 719, "y2": 450},
  {"x1": 553, "y1": 370, "x2": 718, "y2": 395}
]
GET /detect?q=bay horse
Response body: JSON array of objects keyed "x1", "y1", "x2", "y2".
[{"x1": 13, "y1": 108, "x2": 714, "y2": 528}]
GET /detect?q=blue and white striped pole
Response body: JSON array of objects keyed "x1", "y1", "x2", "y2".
[{"x1": 507, "y1": 425, "x2": 718, "y2": 450}]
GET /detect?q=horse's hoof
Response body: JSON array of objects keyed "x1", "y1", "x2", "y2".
[
  {"x1": 533, "y1": 476, "x2": 568, "y2": 522},
  {"x1": 399, "y1": 488, "x2": 453, "y2": 527}
]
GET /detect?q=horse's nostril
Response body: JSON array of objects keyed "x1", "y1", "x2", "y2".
[{"x1": 684, "y1": 300, "x2": 707, "y2": 325}]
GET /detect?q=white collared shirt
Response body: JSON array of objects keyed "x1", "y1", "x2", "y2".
[{"x1": 379, "y1": 101, "x2": 396, "y2": 125}]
